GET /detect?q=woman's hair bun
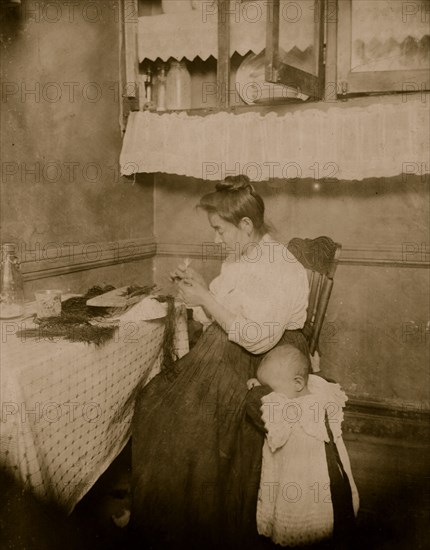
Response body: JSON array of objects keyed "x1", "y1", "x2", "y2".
[
  {"x1": 215, "y1": 174, "x2": 255, "y2": 194},
  {"x1": 199, "y1": 173, "x2": 268, "y2": 235}
]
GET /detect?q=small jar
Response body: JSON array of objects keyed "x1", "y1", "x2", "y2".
[{"x1": 165, "y1": 60, "x2": 192, "y2": 110}]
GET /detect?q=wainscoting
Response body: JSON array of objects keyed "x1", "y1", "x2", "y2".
[
  {"x1": 156, "y1": 241, "x2": 430, "y2": 268},
  {"x1": 18, "y1": 237, "x2": 156, "y2": 298}
]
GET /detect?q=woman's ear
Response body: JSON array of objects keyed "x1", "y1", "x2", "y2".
[{"x1": 239, "y1": 217, "x2": 254, "y2": 236}]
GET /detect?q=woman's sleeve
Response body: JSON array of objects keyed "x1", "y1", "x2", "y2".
[{"x1": 226, "y1": 262, "x2": 308, "y2": 354}]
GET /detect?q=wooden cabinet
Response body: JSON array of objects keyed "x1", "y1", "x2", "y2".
[
  {"x1": 337, "y1": 0, "x2": 430, "y2": 95},
  {"x1": 123, "y1": 0, "x2": 327, "y2": 111},
  {"x1": 122, "y1": 0, "x2": 430, "y2": 115},
  {"x1": 119, "y1": 1, "x2": 429, "y2": 182}
]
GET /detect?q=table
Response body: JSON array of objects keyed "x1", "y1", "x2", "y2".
[{"x1": 0, "y1": 305, "x2": 188, "y2": 513}]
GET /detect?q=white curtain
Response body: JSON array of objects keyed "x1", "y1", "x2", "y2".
[
  {"x1": 138, "y1": 0, "x2": 315, "y2": 62},
  {"x1": 120, "y1": 95, "x2": 429, "y2": 182}
]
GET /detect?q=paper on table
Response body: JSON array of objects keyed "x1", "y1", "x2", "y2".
[
  {"x1": 117, "y1": 296, "x2": 169, "y2": 322},
  {"x1": 86, "y1": 287, "x2": 136, "y2": 308}
]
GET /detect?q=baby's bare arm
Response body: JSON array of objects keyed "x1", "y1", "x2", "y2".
[{"x1": 246, "y1": 378, "x2": 261, "y2": 390}]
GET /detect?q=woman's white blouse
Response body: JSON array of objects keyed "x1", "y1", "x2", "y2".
[{"x1": 194, "y1": 234, "x2": 309, "y2": 354}]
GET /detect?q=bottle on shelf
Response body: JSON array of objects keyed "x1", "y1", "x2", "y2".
[
  {"x1": 139, "y1": 66, "x2": 156, "y2": 111},
  {"x1": 165, "y1": 60, "x2": 192, "y2": 111},
  {"x1": 155, "y1": 64, "x2": 167, "y2": 112},
  {"x1": 145, "y1": 66, "x2": 153, "y2": 102},
  {"x1": 0, "y1": 242, "x2": 24, "y2": 319}
]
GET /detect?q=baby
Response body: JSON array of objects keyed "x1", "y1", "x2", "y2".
[{"x1": 247, "y1": 345, "x2": 359, "y2": 548}]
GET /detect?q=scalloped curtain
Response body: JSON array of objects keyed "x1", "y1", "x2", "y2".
[
  {"x1": 119, "y1": 95, "x2": 429, "y2": 181},
  {"x1": 138, "y1": 0, "x2": 429, "y2": 63},
  {"x1": 138, "y1": 0, "x2": 315, "y2": 62}
]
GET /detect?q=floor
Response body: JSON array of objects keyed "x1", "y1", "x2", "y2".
[
  {"x1": 73, "y1": 433, "x2": 429, "y2": 550},
  {"x1": 2, "y1": 434, "x2": 429, "y2": 549},
  {"x1": 344, "y1": 434, "x2": 429, "y2": 550}
]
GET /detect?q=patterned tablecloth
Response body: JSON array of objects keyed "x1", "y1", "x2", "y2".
[{"x1": 0, "y1": 304, "x2": 189, "y2": 513}]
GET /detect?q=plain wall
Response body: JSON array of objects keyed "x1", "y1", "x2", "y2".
[{"x1": 1, "y1": 1, "x2": 155, "y2": 294}]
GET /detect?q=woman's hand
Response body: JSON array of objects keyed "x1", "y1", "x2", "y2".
[
  {"x1": 176, "y1": 279, "x2": 210, "y2": 307},
  {"x1": 170, "y1": 264, "x2": 207, "y2": 289}
]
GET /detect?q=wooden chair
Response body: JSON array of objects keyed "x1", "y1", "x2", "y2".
[
  {"x1": 187, "y1": 236, "x2": 341, "y2": 355},
  {"x1": 287, "y1": 236, "x2": 342, "y2": 357}
]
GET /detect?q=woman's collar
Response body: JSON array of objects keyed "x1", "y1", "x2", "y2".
[{"x1": 238, "y1": 233, "x2": 273, "y2": 262}]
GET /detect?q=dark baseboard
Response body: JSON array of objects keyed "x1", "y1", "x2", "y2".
[{"x1": 343, "y1": 398, "x2": 430, "y2": 441}]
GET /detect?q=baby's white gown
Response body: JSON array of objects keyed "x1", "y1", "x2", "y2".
[{"x1": 257, "y1": 375, "x2": 359, "y2": 547}]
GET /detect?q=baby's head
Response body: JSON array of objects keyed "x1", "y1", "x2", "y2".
[{"x1": 257, "y1": 345, "x2": 310, "y2": 398}]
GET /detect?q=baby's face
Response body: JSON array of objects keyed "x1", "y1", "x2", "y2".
[{"x1": 257, "y1": 356, "x2": 297, "y2": 398}]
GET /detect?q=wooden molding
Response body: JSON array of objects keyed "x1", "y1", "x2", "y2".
[
  {"x1": 156, "y1": 242, "x2": 429, "y2": 268},
  {"x1": 20, "y1": 237, "x2": 156, "y2": 282},
  {"x1": 157, "y1": 242, "x2": 224, "y2": 260},
  {"x1": 20, "y1": 238, "x2": 428, "y2": 283},
  {"x1": 344, "y1": 398, "x2": 430, "y2": 441},
  {"x1": 340, "y1": 243, "x2": 429, "y2": 268}
]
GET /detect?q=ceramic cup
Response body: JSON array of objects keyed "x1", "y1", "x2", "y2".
[{"x1": 35, "y1": 290, "x2": 62, "y2": 318}]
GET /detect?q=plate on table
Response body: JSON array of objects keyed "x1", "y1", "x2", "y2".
[{"x1": 86, "y1": 286, "x2": 145, "y2": 308}]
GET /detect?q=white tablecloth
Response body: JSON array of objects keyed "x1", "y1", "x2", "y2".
[{"x1": 0, "y1": 305, "x2": 188, "y2": 513}]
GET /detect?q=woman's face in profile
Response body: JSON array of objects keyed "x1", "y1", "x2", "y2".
[{"x1": 208, "y1": 212, "x2": 247, "y2": 252}]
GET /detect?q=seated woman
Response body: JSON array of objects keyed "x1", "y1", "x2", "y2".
[{"x1": 131, "y1": 175, "x2": 309, "y2": 549}]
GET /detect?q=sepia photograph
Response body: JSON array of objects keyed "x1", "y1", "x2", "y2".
[{"x1": 0, "y1": 0, "x2": 429, "y2": 548}]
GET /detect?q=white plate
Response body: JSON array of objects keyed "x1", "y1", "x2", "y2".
[{"x1": 235, "y1": 51, "x2": 309, "y2": 105}]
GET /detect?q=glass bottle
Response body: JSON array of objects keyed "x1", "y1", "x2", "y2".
[
  {"x1": 156, "y1": 64, "x2": 167, "y2": 112},
  {"x1": 138, "y1": 74, "x2": 147, "y2": 111},
  {"x1": 145, "y1": 66, "x2": 153, "y2": 102},
  {"x1": 166, "y1": 60, "x2": 192, "y2": 110},
  {"x1": 139, "y1": 68, "x2": 156, "y2": 111},
  {"x1": 0, "y1": 243, "x2": 24, "y2": 319}
]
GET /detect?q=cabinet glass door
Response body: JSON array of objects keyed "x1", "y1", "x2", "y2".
[
  {"x1": 265, "y1": 0, "x2": 326, "y2": 99},
  {"x1": 338, "y1": 0, "x2": 430, "y2": 94}
]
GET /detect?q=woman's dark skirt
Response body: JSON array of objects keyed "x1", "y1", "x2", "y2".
[{"x1": 131, "y1": 323, "x2": 308, "y2": 549}]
